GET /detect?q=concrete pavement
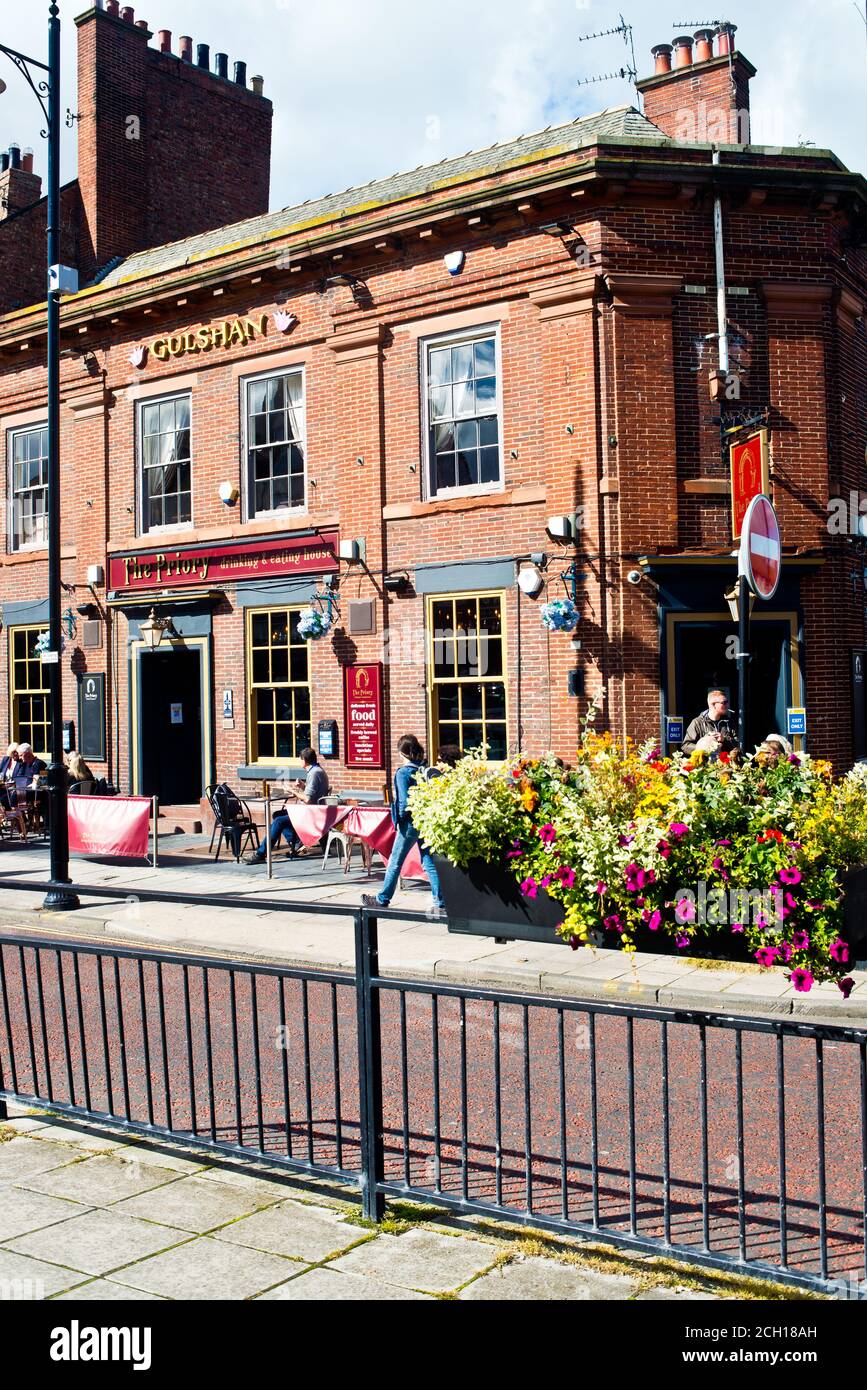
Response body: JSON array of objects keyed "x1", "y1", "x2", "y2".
[
  {"x1": 0, "y1": 839, "x2": 864, "y2": 1025},
  {"x1": 2, "y1": 1102, "x2": 799, "y2": 1301}
]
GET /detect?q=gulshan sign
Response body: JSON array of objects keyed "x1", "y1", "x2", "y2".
[
  {"x1": 109, "y1": 530, "x2": 339, "y2": 592},
  {"x1": 152, "y1": 312, "x2": 268, "y2": 362}
]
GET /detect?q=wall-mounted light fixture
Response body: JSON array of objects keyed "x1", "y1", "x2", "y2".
[
  {"x1": 517, "y1": 565, "x2": 544, "y2": 597},
  {"x1": 218, "y1": 480, "x2": 239, "y2": 506},
  {"x1": 139, "y1": 609, "x2": 178, "y2": 650}
]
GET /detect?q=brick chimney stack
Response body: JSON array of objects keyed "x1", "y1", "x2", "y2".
[
  {"x1": 636, "y1": 22, "x2": 754, "y2": 145},
  {"x1": 74, "y1": 4, "x2": 273, "y2": 277},
  {"x1": 0, "y1": 145, "x2": 43, "y2": 220}
]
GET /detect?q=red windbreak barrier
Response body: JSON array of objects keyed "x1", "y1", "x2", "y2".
[{"x1": 68, "y1": 795, "x2": 151, "y2": 859}]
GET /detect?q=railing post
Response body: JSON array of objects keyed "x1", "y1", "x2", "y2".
[
  {"x1": 355, "y1": 906, "x2": 385, "y2": 1222},
  {"x1": 152, "y1": 796, "x2": 159, "y2": 868},
  {"x1": 265, "y1": 790, "x2": 272, "y2": 880}
]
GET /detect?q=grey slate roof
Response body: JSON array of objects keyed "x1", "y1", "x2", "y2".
[{"x1": 92, "y1": 104, "x2": 664, "y2": 291}]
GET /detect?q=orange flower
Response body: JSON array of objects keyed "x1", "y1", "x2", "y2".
[{"x1": 520, "y1": 787, "x2": 539, "y2": 813}]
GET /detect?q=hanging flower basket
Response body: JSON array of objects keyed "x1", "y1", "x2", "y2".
[
  {"x1": 33, "y1": 630, "x2": 66, "y2": 657},
  {"x1": 540, "y1": 598, "x2": 579, "y2": 633},
  {"x1": 297, "y1": 606, "x2": 333, "y2": 641}
]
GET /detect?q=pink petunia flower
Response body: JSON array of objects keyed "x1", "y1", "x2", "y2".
[
  {"x1": 791, "y1": 929, "x2": 810, "y2": 951},
  {"x1": 595, "y1": 880, "x2": 607, "y2": 896},
  {"x1": 756, "y1": 945, "x2": 780, "y2": 968},
  {"x1": 715, "y1": 839, "x2": 732, "y2": 847},
  {"x1": 669, "y1": 822, "x2": 690, "y2": 838},
  {"x1": 539, "y1": 823, "x2": 557, "y2": 845},
  {"x1": 520, "y1": 878, "x2": 538, "y2": 899},
  {"x1": 656, "y1": 839, "x2": 671, "y2": 859},
  {"x1": 829, "y1": 939, "x2": 849, "y2": 964},
  {"x1": 557, "y1": 866, "x2": 576, "y2": 889},
  {"x1": 838, "y1": 977, "x2": 856, "y2": 999},
  {"x1": 540, "y1": 875, "x2": 552, "y2": 890},
  {"x1": 779, "y1": 866, "x2": 802, "y2": 886},
  {"x1": 618, "y1": 834, "x2": 634, "y2": 847},
  {"x1": 675, "y1": 932, "x2": 690, "y2": 949},
  {"x1": 675, "y1": 898, "x2": 696, "y2": 924},
  {"x1": 731, "y1": 922, "x2": 744, "y2": 934},
  {"x1": 603, "y1": 914, "x2": 623, "y2": 934},
  {"x1": 645, "y1": 910, "x2": 662, "y2": 931},
  {"x1": 778, "y1": 940, "x2": 793, "y2": 964},
  {"x1": 790, "y1": 967, "x2": 814, "y2": 993}
]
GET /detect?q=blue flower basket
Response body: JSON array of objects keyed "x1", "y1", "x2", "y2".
[
  {"x1": 297, "y1": 607, "x2": 333, "y2": 641},
  {"x1": 540, "y1": 598, "x2": 579, "y2": 633}
]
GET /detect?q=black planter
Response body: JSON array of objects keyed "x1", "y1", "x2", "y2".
[
  {"x1": 435, "y1": 855, "x2": 565, "y2": 945},
  {"x1": 841, "y1": 866, "x2": 867, "y2": 961}
]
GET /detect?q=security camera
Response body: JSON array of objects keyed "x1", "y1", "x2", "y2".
[{"x1": 626, "y1": 570, "x2": 643, "y2": 586}]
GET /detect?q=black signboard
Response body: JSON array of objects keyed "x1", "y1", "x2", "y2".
[{"x1": 78, "y1": 672, "x2": 106, "y2": 763}]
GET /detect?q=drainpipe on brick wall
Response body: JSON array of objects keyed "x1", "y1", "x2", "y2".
[{"x1": 712, "y1": 148, "x2": 730, "y2": 377}]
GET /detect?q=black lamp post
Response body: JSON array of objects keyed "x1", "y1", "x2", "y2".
[{"x1": 1, "y1": 4, "x2": 79, "y2": 909}]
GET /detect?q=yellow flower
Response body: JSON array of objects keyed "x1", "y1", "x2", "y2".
[{"x1": 521, "y1": 787, "x2": 538, "y2": 813}]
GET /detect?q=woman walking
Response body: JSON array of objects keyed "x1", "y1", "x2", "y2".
[{"x1": 362, "y1": 734, "x2": 445, "y2": 915}]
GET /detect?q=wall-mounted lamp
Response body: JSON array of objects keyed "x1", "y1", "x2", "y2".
[
  {"x1": 384, "y1": 571, "x2": 410, "y2": 594},
  {"x1": 724, "y1": 584, "x2": 755, "y2": 624},
  {"x1": 517, "y1": 564, "x2": 544, "y2": 597},
  {"x1": 140, "y1": 609, "x2": 178, "y2": 650}
]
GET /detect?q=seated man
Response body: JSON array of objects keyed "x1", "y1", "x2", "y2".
[
  {"x1": 11, "y1": 743, "x2": 47, "y2": 782},
  {"x1": 681, "y1": 690, "x2": 739, "y2": 756},
  {"x1": 246, "y1": 747, "x2": 329, "y2": 864}
]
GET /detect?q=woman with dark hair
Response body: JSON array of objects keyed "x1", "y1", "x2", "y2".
[{"x1": 362, "y1": 734, "x2": 445, "y2": 914}]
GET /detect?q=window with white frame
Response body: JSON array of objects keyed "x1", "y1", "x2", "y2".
[
  {"x1": 245, "y1": 370, "x2": 306, "y2": 518},
  {"x1": 8, "y1": 424, "x2": 48, "y2": 551},
  {"x1": 423, "y1": 328, "x2": 501, "y2": 498},
  {"x1": 139, "y1": 393, "x2": 192, "y2": 533}
]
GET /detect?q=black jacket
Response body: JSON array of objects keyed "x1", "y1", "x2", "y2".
[{"x1": 681, "y1": 712, "x2": 739, "y2": 755}]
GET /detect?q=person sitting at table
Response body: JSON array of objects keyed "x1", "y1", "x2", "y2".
[
  {"x1": 245, "y1": 747, "x2": 330, "y2": 864},
  {"x1": 361, "y1": 733, "x2": 446, "y2": 915},
  {"x1": 12, "y1": 744, "x2": 47, "y2": 782},
  {"x1": 66, "y1": 751, "x2": 94, "y2": 789},
  {"x1": 0, "y1": 743, "x2": 18, "y2": 779},
  {"x1": 0, "y1": 743, "x2": 18, "y2": 810}
]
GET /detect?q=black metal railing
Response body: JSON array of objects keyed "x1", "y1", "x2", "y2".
[{"x1": 0, "y1": 874, "x2": 865, "y2": 1298}]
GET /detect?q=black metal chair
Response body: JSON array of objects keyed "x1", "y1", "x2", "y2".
[{"x1": 207, "y1": 783, "x2": 260, "y2": 862}]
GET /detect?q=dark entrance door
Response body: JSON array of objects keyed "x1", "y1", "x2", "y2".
[
  {"x1": 675, "y1": 620, "x2": 792, "y2": 750},
  {"x1": 140, "y1": 647, "x2": 203, "y2": 804}
]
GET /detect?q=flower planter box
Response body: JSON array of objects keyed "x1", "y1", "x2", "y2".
[
  {"x1": 435, "y1": 855, "x2": 566, "y2": 945},
  {"x1": 842, "y1": 866, "x2": 867, "y2": 960}
]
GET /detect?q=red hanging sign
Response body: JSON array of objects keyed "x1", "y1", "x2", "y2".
[
  {"x1": 108, "y1": 530, "x2": 339, "y2": 593},
  {"x1": 730, "y1": 429, "x2": 770, "y2": 540},
  {"x1": 344, "y1": 663, "x2": 385, "y2": 769}
]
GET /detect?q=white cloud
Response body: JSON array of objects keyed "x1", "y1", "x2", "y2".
[{"x1": 0, "y1": 0, "x2": 863, "y2": 214}]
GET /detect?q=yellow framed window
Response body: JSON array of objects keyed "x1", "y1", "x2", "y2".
[
  {"x1": 427, "y1": 592, "x2": 507, "y2": 760},
  {"x1": 10, "y1": 626, "x2": 51, "y2": 757},
  {"x1": 247, "y1": 607, "x2": 311, "y2": 763}
]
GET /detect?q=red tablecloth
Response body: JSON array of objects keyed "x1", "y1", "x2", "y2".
[
  {"x1": 340, "y1": 807, "x2": 426, "y2": 879},
  {"x1": 284, "y1": 804, "x2": 347, "y2": 846}
]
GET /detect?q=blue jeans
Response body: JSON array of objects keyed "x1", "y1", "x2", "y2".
[
  {"x1": 252, "y1": 809, "x2": 299, "y2": 859},
  {"x1": 377, "y1": 821, "x2": 444, "y2": 908}
]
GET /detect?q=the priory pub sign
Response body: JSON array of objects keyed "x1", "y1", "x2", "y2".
[{"x1": 109, "y1": 530, "x2": 339, "y2": 593}]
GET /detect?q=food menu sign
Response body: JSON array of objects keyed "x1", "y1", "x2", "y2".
[
  {"x1": 730, "y1": 429, "x2": 770, "y2": 540},
  {"x1": 109, "y1": 530, "x2": 339, "y2": 592},
  {"x1": 344, "y1": 663, "x2": 385, "y2": 769}
]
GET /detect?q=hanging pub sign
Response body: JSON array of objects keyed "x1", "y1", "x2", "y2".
[
  {"x1": 109, "y1": 530, "x2": 339, "y2": 593},
  {"x1": 730, "y1": 428, "x2": 770, "y2": 540},
  {"x1": 344, "y1": 663, "x2": 385, "y2": 769}
]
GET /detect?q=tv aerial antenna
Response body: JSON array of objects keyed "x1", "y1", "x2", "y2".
[{"x1": 576, "y1": 13, "x2": 638, "y2": 88}]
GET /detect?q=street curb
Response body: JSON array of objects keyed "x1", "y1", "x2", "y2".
[{"x1": 0, "y1": 902, "x2": 865, "y2": 1028}]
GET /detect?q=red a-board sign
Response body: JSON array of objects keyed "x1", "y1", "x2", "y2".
[{"x1": 344, "y1": 663, "x2": 385, "y2": 769}]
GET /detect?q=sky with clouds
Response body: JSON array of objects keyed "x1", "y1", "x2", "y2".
[{"x1": 2, "y1": 0, "x2": 865, "y2": 215}]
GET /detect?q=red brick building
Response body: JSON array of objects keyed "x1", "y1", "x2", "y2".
[{"x1": 1, "y1": 7, "x2": 866, "y2": 810}]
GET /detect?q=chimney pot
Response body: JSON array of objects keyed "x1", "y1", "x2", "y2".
[
  {"x1": 251, "y1": 74, "x2": 264, "y2": 96},
  {"x1": 233, "y1": 60, "x2": 247, "y2": 87},
  {"x1": 196, "y1": 43, "x2": 210, "y2": 69},
  {"x1": 105, "y1": 0, "x2": 119, "y2": 14},
  {"x1": 8, "y1": 144, "x2": 21, "y2": 170},
  {"x1": 0, "y1": 152, "x2": 9, "y2": 174},
  {"x1": 693, "y1": 28, "x2": 715, "y2": 62},
  {"x1": 135, "y1": 19, "x2": 148, "y2": 31},
  {"x1": 716, "y1": 22, "x2": 737, "y2": 57},
  {"x1": 651, "y1": 43, "x2": 673, "y2": 74},
  {"x1": 215, "y1": 52, "x2": 229, "y2": 79},
  {"x1": 22, "y1": 149, "x2": 34, "y2": 174},
  {"x1": 672, "y1": 35, "x2": 694, "y2": 68},
  {"x1": 179, "y1": 35, "x2": 193, "y2": 61},
  {"x1": 158, "y1": 29, "x2": 171, "y2": 52},
  {"x1": 120, "y1": 6, "x2": 134, "y2": 23}
]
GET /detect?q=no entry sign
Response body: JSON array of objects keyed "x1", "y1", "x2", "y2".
[{"x1": 740, "y1": 494, "x2": 781, "y2": 600}]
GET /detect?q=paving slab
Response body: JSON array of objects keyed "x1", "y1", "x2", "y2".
[
  {"x1": 53, "y1": 1279, "x2": 166, "y2": 1301},
  {"x1": 0, "y1": 1137, "x2": 79, "y2": 1185},
  {"x1": 109, "y1": 1233, "x2": 296, "y2": 1300},
  {"x1": 6, "y1": 1207, "x2": 191, "y2": 1276},
  {"x1": 214, "y1": 1198, "x2": 364, "y2": 1262},
  {"x1": 258, "y1": 1265, "x2": 433, "y2": 1300},
  {"x1": 330, "y1": 1226, "x2": 498, "y2": 1293},
  {"x1": 459, "y1": 1255, "x2": 638, "y2": 1300},
  {"x1": 0, "y1": 1187, "x2": 91, "y2": 1242},
  {"x1": 0, "y1": 1247, "x2": 89, "y2": 1299},
  {"x1": 21, "y1": 1152, "x2": 183, "y2": 1206},
  {"x1": 114, "y1": 1174, "x2": 283, "y2": 1234},
  {"x1": 15, "y1": 1122, "x2": 122, "y2": 1152}
]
